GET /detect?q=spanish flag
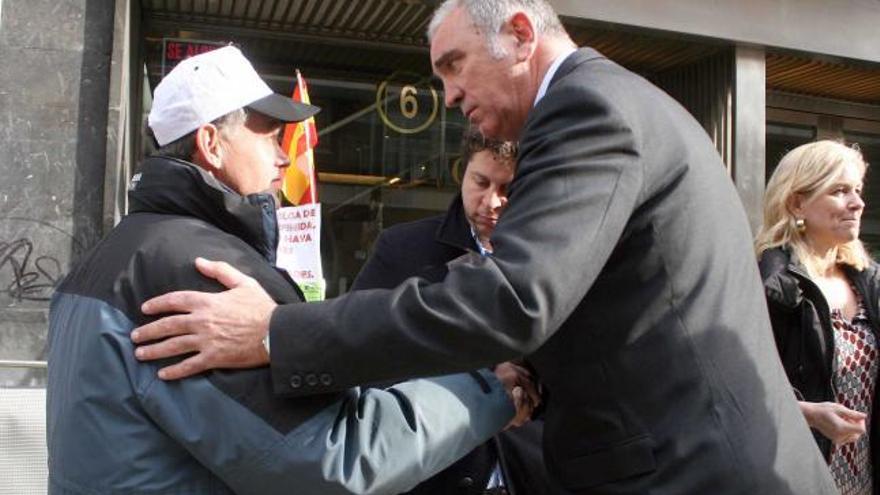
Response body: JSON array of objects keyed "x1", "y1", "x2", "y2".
[{"x1": 280, "y1": 70, "x2": 318, "y2": 205}]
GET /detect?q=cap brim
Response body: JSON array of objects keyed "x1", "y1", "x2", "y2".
[{"x1": 247, "y1": 93, "x2": 320, "y2": 123}]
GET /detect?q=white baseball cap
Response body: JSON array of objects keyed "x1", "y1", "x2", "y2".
[{"x1": 148, "y1": 45, "x2": 320, "y2": 146}]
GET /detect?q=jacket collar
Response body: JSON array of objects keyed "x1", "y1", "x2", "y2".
[
  {"x1": 762, "y1": 245, "x2": 870, "y2": 283},
  {"x1": 546, "y1": 47, "x2": 606, "y2": 91},
  {"x1": 435, "y1": 194, "x2": 479, "y2": 253},
  {"x1": 127, "y1": 156, "x2": 279, "y2": 263},
  {"x1": 760, "y1": 246, "x2": 805, "y2": 277},
  {"x1": 760, "y1": 246, "x2": 878, "y2": 318},
  {"x1": 840, "y1": 260, "x2": 880, "y2": 329},
  {"x1": 759, "y1": 247, "x2": 808, "y2": 308}
]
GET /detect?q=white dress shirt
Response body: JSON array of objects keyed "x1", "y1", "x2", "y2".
[{"x1": 533, "y1": 47, "x2": 577, "y2": 107}]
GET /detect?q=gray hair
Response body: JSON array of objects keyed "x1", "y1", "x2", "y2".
[
  {"x1": 152, "y1": 108, "x2": 249, "y2": 161},
  {"x1": 428, "y1": 0, "x2": 566, "y2": 59}
]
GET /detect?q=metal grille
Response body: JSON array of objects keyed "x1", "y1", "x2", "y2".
[
  {"x1": 654, "y1": 51, "x2": 734, "y2": 168},
  {"x1": 141, "y1": 0, "x2": 434, "y2": 47},
  {"x1": 140, "y1": 1, "x2": 880, "y2": 104},
  {"x1": 0, "y1": 387, "x2": 47, "y2": 495},
  {"x1": 767, "y1": 53, "x2": 880, "y2": 105}
]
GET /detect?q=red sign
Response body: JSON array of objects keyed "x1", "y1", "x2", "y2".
[{"x1": 161, "y1": 39, "x2": 227, "y2": 76}]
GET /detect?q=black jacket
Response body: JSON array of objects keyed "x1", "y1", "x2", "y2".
[
  {"x1": 46, "y1": 157, "x2": 514, "y2": 494},
  {"x1": 352, "y1": 196, "x2": 568, "y2": 495},
  {"x1": 268, "y1": 48, "x2": 836, "y2": 493},
  {"x1": 759, "y1": 246, "x2": 880, "y2": 489}
]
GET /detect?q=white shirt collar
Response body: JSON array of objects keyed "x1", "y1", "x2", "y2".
[
  {"x1": 468, "y1": 224, "x2": 492, "y2": 256},
  {"x1": 533, "y1": 47, "x2": 577, "y2": 107}
]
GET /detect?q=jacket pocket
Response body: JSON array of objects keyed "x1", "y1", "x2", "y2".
[{"x1": 556, "y1": 434, "x2": 656, "y2": 490}]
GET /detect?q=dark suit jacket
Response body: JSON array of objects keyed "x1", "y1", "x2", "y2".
[
  {"x1": 351, "y1": 197, "x2": 568, "y2": 495},
  {"x1": 270, "y1": 48, "x2": 836, "y2": 493}
]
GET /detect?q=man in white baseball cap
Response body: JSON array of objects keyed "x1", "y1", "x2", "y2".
[
  {"x1": 46, "y1": 45, "x2": 533, "y2": 494},
  {"x1": 147, "y1": 45, "x2": 320, "y2": 197},
  {"x1": 148, "y1": 45, "x2": 319, "y2": 148}
]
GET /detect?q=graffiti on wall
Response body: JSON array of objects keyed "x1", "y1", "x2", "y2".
[
  {"x1": 0, "y1": 217, "x2": 80, "y2": 302},
  {"x1": 0, "y1": 237, "x2": 62, "y2": 301}
]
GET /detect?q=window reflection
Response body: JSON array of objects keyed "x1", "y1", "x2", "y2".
[
  {"x1": 845, "y1": 131, "x2": 880, "y2": 255},
  {"x1": 765, "y1": 123, "x2": 816, "y2": 181},
  {"x1": 303, "y1": 77, "x2": 468, "y2": 297}
]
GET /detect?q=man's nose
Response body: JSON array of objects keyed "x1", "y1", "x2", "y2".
[
  {"x1": 275, "y1": 142, "x2": 291, "y2": 168},
  {"x1": 487, "y1": 191, "x2": 507, "y2": 210},
  {"x1": 444, "y1": 83, "x2": 462, "y2": 108}
]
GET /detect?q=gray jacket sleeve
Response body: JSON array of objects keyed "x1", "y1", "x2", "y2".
[
  {"x1": 139, "y1": 369, "x2": 513, "y2": 494},
  {"x1": 268, "y1": 75, "x2": 644, "y2": 396}
]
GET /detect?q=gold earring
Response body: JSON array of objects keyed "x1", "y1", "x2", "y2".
[{"x1": 795, "y1": 218, "x2": 806, "y2": 232}]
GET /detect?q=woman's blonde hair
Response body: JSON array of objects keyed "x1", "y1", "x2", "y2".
[{"x1": 755, "y1": 140, "x2": 870, "y2": 276}]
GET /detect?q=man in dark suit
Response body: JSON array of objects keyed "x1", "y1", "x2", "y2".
[
  {"x1": 132, "y1": 1, "x2": 837, "y2": 492},
  {"x1": 352, "y1": 130, "x2": 565, "y2": 495}
]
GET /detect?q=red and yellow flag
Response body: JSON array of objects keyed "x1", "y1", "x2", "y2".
[{"x1": 280, "y1": 70, "x2": 318, "y2": 205}]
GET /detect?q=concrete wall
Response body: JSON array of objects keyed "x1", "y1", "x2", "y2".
[
  {"x1": 0, "y1": 0, "x2": 114, "y2": 385},
  {"x1": 553, "y1": 0, "x2": 880, "y2": 64}
]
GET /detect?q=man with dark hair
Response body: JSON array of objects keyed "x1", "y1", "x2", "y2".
[
  {"x1": 131, "y1": 1, "x2": 836, "y2": 493},
  {"x1": 352, "y1": 130, "x2": 565, "y2": 495},
  {"x1": 356, "y1": 129, "x2": 517, "y2": 286},
  {"x1": 47, "y1": 46, "x2": 532, "y2": 495}
]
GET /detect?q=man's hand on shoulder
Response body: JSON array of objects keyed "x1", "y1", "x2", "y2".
[{"x1": 131, "y1": 257, "x2": 277, "y2": 380}]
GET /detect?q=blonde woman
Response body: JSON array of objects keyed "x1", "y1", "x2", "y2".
[{"x1": 757, "y1": 140, "x2": 878, "y2": 494}]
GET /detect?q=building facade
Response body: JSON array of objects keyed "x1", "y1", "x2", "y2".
[{"x1": 2, "y1": 0, "x2": 879, "y2": 385}]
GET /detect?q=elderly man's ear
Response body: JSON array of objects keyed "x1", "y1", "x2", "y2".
[
  {"x1": 508, "y1": 12, "x2": 536, "y2": 62},
  {"x1": 192, "y1": 124, "x2": 224, "y2": 172}
]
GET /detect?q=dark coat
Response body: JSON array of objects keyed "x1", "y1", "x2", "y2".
[
  {"x1": 269, "y1": 48, "x2": 836, "y2": 493},
  {"x1": 47, "y1": 158, "x2": 513, "y2": 495},
  {"x1": 351, "y1": 196, "x2": 568, "y2": 495},
  {"x1": 760, "y1": 246, "x2": 880, "y2": 491}
]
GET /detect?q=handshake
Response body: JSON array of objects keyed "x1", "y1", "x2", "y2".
[{"x1": 493, "y1": 361, "x2": 542, "y2": 430}]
